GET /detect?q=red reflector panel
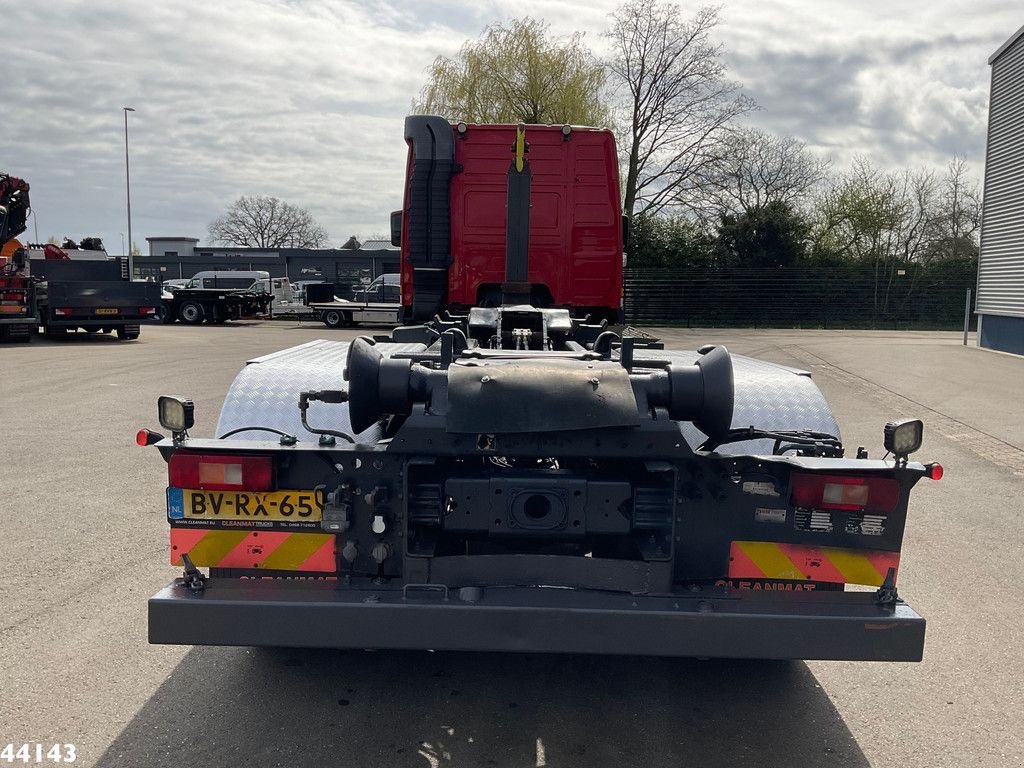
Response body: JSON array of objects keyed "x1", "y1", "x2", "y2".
[
  {"x1": 926, "y1": 463, "x2": 944, "y2": 481},
  {"x1": 791, "y1": 473, "x2": 899, "y2": 512},
  {"x1": 730, "y1": 541, "x2": 899, "y2": 586},
  {"x1": 171, "y1": 528, "x2": 335, "y2": 572},
  {"x1": 168, "y1": 453, "x2": 273, "y2": 491}
]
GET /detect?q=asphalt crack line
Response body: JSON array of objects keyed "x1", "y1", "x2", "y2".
[{"x1": 786, "y1": 345, "x2": 1024, "y2": 476}]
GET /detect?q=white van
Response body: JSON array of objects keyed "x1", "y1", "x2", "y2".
[{"x1": 183, "y1": 270, "x2": 271, "y2": 290}]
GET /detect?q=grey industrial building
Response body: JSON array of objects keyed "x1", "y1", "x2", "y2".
[
  {"x1": 978, "y1": 25, "x2": 1024, "y2": 355},
  {"x1": 137, "y1": 237, "x2": 399, "y2": 298}
]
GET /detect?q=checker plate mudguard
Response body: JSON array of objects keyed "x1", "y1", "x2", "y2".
[
  {"x1": 215, "y1": 339, "x2": 425, "y2": 442},
  {"x1": 215, "y1": 341, "x2": 839, "y2": 455}
]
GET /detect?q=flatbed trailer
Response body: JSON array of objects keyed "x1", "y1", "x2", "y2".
[
  {"x1": 162, "y1": 287, "x2": 274, "y2": 325},
  {"x1": 308, "y1": 299, "x2": 402, "y2": 328}
]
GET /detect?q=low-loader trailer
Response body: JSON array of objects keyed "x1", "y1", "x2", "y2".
[{"x1": 143, "y1": 120, "x2": 938, "y2": 660}]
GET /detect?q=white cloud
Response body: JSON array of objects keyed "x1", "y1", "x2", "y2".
[{"x1": 1, "y1": 0, "x2": 1017, "y2": 252}]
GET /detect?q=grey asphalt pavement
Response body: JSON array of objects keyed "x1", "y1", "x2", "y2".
[{"x1": 1, "y1": 322, "x2": 1021, "y2": 767}]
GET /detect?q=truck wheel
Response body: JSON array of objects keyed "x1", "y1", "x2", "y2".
[
  {"x1": 323, "y1": 309, "x2": 350, "y2": 328},
  {"x1": 211, "y1": 305, "x2": 228, "y2": 324},
  {"x1": 179, "y1": 301, "x2": 205, "y2": 324},
  {"x1": 116, "y1": 325, "x2": 141, "y2": 340}
]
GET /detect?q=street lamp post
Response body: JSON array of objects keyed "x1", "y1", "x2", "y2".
[{"x1": 123, "y1": 106, "x2": 136, "y2": 277}]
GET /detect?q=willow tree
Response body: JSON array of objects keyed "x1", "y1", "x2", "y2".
[{"x1": 416, "y1": 18, "x2": 610, "y2": 126}]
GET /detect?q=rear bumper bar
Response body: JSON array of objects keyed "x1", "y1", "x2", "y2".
[
  {"x1": 149, "y1": 580, "x2": 925, "y2": 661},
  {"x1": 48, "y1": 318, "x2": 150, "y2": 327}
]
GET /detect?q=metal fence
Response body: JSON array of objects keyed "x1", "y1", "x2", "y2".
[{"x1": 623, "y1": 261, "x2": 977, "y2": 329}]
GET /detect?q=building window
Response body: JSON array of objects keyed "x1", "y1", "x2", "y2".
[{"x1": 163, "y1": 251, "x2": 178, "y2": 257}]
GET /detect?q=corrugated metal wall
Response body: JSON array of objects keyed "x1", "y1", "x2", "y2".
[{"x1": 978, "y1": 32, "x2": 1024, "y2": 319}]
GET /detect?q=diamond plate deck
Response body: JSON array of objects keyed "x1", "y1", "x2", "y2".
[
  {"x1": 216, "y1": 340, "x2": 839, "y2": 454},
  {"x1": 215, "y1": 339, "x2": 428, "y2": 442}
]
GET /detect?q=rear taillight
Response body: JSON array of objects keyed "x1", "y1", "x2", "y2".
[
  {"x1": 2, "y1": 291, "x2": 24, "y2": 300},
  {"x1": 54, "y1": 307, "x2": 73, "y2": 316},
  {"x1": 139, "y1": 306, "x2": 157, "y2": 315},
  {"x1": 790, "y1": 473, "x2": 899, "y2": 513},
  {"x1": 168, "y1": 453, "x2": 273, "y2": 491}
]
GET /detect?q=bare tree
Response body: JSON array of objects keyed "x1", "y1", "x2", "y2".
[
  {"x1": 933, "y1": 156, "x2": 981, "y2": 261},
  {"x1": 208, "y1": 196, "x2": 329, "y2": 248},
  {"x1": 605, "y1": 1, "x2": 754, "y2": 219},
  {"x1": 700, "y1": 129, "x2": 830, "y2": 219},
  {"x1": 813, "y1": 158, "x2": 946, "y2": 312}
]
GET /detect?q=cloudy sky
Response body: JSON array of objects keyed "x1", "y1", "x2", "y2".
[{"x1": 2, "y1": 1, "x2": 1020, "y2": 254}]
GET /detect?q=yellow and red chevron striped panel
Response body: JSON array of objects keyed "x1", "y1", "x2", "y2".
[
  {"x1": 729, "y1": 541, "x2": 899, "y2": 587},
  {"x1": 171, "y1": 528, "x2": 336, "y2": 572}
]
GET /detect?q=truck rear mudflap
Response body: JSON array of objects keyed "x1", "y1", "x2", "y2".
[{"x1": 148, "y1": 580, "x2": 925, "y2": 661}]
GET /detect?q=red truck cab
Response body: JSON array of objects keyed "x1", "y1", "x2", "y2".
[{"x1": 396, "y1": 116, "x2": 624, "y2": 322}]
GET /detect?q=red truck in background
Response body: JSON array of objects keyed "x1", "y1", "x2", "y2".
[{"x1": 393, "y1": 116, "x2": 625, "y2": 323}]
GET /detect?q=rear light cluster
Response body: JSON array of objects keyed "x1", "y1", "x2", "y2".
[
  {"x1": 168, "y1": 453, "x2": 274, "y2": 491},
  {"x1": 0, "y1": 291, "x2": 27, "y2": 314},
  {"x1": 790, "y1": 473, "x2": 900, "y2": 513},
  {"x1": 54, "y1": 307, "x2": 73, "y2": 316},
  {"x1": 139, "y1": 306, "x2": 157, "y2": 316}
]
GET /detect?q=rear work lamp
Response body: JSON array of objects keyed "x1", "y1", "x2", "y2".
[
  {"x1": 158, "y1": 396, "x2": 195, "y2": 434},
  {"x1": 884, "y1": 419, "x2": 923, "y2": 462}
]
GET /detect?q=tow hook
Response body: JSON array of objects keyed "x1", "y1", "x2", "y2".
[
  {"x1": 179, "y1": 553, "x2": 207, "y2": 593},
  {"x1": 875, "y1": 566, "x2": 899, "y2": 606}
]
